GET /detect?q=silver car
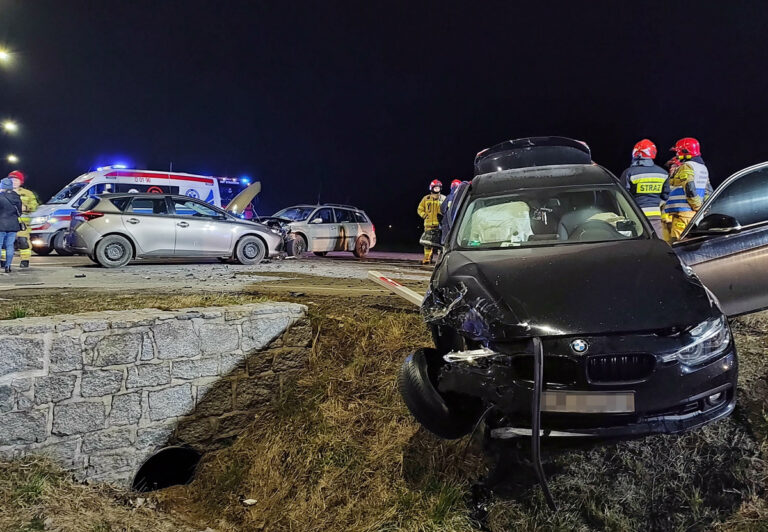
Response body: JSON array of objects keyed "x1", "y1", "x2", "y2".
[
  {"x1": 67, "y1": 192, "x2": 284, "y2": 268},
  {"x1": 274, "y1": 203, "x2": 376, "y2": 258}
]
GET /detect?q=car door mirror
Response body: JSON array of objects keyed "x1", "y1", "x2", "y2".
[
  {"x1": 689, "y1": 213, "x2": 742, "y2": 236},
  {"x1": 309, "y1": 217, "x2": 323, "y2": 224}
]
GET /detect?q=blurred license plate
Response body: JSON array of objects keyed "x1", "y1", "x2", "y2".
[{"x1": 542, "y1": 391, "x2": 635, "y2": 413}]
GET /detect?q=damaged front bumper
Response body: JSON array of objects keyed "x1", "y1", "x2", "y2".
[{"x1": 437, "y1": 343, "x2": 737, "y2": 438}]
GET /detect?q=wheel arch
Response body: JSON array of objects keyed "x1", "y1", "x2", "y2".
[{"x1": 95, "y1": 231, "x2": 138, "y2": 259}]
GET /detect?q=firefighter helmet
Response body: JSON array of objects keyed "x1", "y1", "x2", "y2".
[
  {"x1": 450, "y1": 179, "x2": 461, "y2": 190},
  {"x1": 632, "y1": 139, "x2": 657, "y2": 159},
  {"x1": 672, "y1": 137, "x2": 701, "y2": 158},
  {"x1": 7, "y1": 170, "x2": 24, "y2": 184},
  {"x1": 429, "y1": 179, "x2": 442, "y2": 191}
]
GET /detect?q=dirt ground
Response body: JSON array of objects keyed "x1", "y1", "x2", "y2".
[{"x1": 2, "y1": 259, "x2": 768, "y2": 531}]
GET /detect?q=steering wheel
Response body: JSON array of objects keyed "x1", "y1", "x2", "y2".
[{"x1": 569, "y1": 219, "x2": 621, "y2": 241}]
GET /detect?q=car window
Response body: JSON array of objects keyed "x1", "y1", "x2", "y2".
[
  {"x1": 705, "y1": 166, "x2": 768, "y2": 227},
  {"x1": 456, "y1": 186, "x2": 646, "y2": 249},
  {"x1": 274, "y1": 206, "x2": 314, "y2": 221},
  {"x1": 109, "y1": 197, "x2": 132, "y2": 211},
  {"x1": 312, "y1": 208, "x2": 335, "y2": 223},
  {"x1": 353, "y1": 211, "x2": 369, "y2": 224},
  {"x1": 49, "y1": 182, "x2": 86, "y2": 204},
  {"x1": 172, "y1": 199, "x2": 221, "y2": 218},
  {"x1": 334, "y1": 208, "x2": 354, "y2": 223},
  {"x1": 129, "y1": 198, "x2": 168, "y2": 215},
  {"x1": 77, "y1": 197, "x2": 101, "y2": 212}
]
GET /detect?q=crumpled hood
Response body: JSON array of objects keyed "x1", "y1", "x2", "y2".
[{"x1": 425, "y1": 239, "x2": 717, "y2": 339}]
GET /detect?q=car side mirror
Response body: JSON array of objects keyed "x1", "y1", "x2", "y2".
[
  {"x1": 309, "y1": 217, "x2": 323, "y2": 224},
  {"x1": 689, "y1": 213, "x2": 742, "y2": 235}
]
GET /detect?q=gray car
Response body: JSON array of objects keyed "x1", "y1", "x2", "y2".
[
  {"x1": 274, "y1": 203, "x2": 376, "y2": 258},
  {"x1": 67, "y1": 192, "x2": 284, "y2": 268}
]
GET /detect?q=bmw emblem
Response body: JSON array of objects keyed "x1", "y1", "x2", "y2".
[{"x1": 571, "y1": 339, "x2": 589, "y2": 354}]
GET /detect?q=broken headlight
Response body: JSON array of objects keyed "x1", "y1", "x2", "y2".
[{"x1": 662, "y1": 315, "x2": 731, "y2": 366}]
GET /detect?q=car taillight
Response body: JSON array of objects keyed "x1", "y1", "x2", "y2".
[
  {"x1": 371, "y1": 224, "x2": 376, "y2": 233},
  {"x1": 76, "y1": 211, "x2": 104, "y2": 222}
]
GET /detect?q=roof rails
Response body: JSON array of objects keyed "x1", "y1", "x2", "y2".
[
  {"x1": 323, "y1": 203, "x2": 359, "y2": 210},
  {"x1": 474, "y1": 136, "x2": 592, "y2": 176}
]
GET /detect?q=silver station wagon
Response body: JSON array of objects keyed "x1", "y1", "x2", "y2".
[
  {"x1": 66, "y1": 192, "x2": 284, "y2": 267},
  {"x1": 274, "y1": 203, "x2": 376, "y2": 258}
]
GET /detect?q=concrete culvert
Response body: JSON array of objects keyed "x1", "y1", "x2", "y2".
[{"x1": 132, "y1": 446, "x2": 201, "y2": 492}]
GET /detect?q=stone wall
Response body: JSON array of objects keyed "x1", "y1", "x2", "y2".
[{"x1": 0, "y1": 303, "x2": 310, "y2": 486}]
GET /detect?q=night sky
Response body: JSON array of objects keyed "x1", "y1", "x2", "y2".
[{"x1": 1, "y1": 1, "x2": 766, "y2": 247}]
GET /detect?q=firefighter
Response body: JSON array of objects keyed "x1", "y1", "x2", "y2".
[
  {"x1": 659, "y1": 156, "x2": 682, "y2": 242},
  {"x1": 439, "y1": 179, "x2": 463, "y2": 244},
  {"x1": 662, "y1": 138, "x2": 713, "y2": 242},
  {"x1": 417, "y1": 179, "x2": 445, "y2": 264},
  {"x1": 7, "y1": 171, "x2": 38, "y2": 268},
  {"x1": 620, "y1": 139, "x2": 669, "y2": 237}
]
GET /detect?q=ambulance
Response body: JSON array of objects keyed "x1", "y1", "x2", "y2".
[{"x1": 29, "y1": 166, "x2": 257, "y2": 255}]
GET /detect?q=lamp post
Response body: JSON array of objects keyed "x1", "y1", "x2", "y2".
[
  {"x1": 7, "y1": 154, "x2": 19, "y2": 164},
  {"x1": 2, "y1": 120, "x2": 18, "y2": 134}
]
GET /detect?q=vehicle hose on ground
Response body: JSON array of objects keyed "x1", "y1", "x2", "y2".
[{"x1": 532, "y1": 336, "x2": 557, "y2": 511}]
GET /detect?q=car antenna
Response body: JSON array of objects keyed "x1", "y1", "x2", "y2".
[{"x1": 532, "y1": 336, "x2": 557, "y2": 511}]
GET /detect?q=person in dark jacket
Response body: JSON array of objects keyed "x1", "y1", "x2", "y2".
[
  {"x1": 620, "y1": 139, "x2": 669, "y2": 237},
  {"x1": 0, "y1": 177, "x2": 23, "y2": 273}
]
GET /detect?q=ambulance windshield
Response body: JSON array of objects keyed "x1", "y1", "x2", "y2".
[{"x1": 49, "y1": 182, "x2": 87, "y2": 204}]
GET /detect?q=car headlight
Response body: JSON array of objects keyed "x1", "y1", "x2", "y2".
[
  {"x1": 30, "y1": 216, "x2": 48, "y2": 225},
  {"x1": 662, "y1": 315, "x2": 731, "y2": 366}
]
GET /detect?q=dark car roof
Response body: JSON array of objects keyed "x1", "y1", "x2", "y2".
[{"x1": 471, "y1": 164, "x2": 618, "y2": 196}]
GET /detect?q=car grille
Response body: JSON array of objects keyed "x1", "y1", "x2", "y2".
[
  {"x1": 587, "y1": 354, "x2": 655, "y2": 383},
  {"x1": 510, "y1": 355, "x2": 578, "y2": 385}
]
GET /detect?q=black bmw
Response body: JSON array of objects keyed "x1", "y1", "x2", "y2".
[{"x1": 398, "y1": 137, "x2": 768, "y2": 441}]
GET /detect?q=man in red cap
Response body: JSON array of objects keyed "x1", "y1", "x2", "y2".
[{"x1": 620, "y1": 139, "x2": 669, "y2": 237}]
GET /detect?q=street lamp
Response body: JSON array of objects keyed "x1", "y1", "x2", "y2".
[
  {"x1": 0, "y1": 49, "x2": 11, "y2": 64},
  {"x1": 2, "y1": 120, "x2": 18, "y2": 134},
  {"x1": 7, "y1": 154, "x2": 19, "y2": 164}
]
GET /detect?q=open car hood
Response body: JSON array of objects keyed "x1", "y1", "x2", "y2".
[
  {"x1": 225, "y1": 181, "x2": 261, "y2": 216},
  {"x1": 424, "y1": 239, "x2": 717, "y2": 340}
]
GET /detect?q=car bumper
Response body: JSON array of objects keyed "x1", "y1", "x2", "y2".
[
  {"x1": 438, "y1": 346, "x2": 738, "y2": 438},
  {"x1": 65, "y1": 228, "x2": 98, "y2": 255},
  {"x1": 30, "y1": 232, "x2": 55, "y2": 249}
]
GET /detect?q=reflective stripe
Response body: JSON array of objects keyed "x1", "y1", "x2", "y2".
[
  {"x1": 641, "y1": 208, "x2": 661, "y2": 217},
  {"x1": 665, "y1": 187, "x2": 693, "y2": 213}
]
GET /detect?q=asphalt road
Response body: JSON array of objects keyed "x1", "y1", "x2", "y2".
[{"x1": 0, "y1": 251, "x2": 431, "y2": 293}]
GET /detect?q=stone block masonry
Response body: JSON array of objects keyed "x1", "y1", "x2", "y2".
[{"x1": 0, "y1": 303, "x2": 310, "y2": 487}]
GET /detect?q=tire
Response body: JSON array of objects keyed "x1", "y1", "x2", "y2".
[
  {"x1": 52, "y1": 231, "x2": 74, "y2": 256},
  {"x1": 286, "y1": 235, "x2": 307, "y2": 257},
  {"x1": 313, "y1": 251, "x2": 327, "y2": 257},
  {"x1": 398, "y1": 348, "x2": 481, "y2": 439},
  {"x1": 353, "y1": 235, "x2": 370, "y2": 258},
  {"x1": 234, "y1": 235, "x2": 266, "y2": 265},
  {"x1": 94, "y1": 234, "x2": 133, "y2": 268},
  {"x1": 33, "y1": 246, "x2": 52, "y2": 256}
]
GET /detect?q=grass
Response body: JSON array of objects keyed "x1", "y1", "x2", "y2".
[
  {"x1": 2, "y1": 290, "x2": 768, "y2": 530},
  {"x1": 0, "y1": 457, "x2": 193, "y2": 532},
  {"x1": 0, "y1": 289, "x2": 269, "y2": 319}
]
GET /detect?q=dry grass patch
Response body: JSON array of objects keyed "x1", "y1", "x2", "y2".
[{"x1": 0, "y1": 457, "x2": 193, "y2": 532}]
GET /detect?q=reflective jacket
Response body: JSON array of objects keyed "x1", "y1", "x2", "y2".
[
  {"x1": 664, "y1": 157, "x2": 712, "y2": 214},
  {"x1": 620, "y1": 158, "x2": 669, "y2": 217},
  {"x1": 417, "y1": 193, "x2": 445, "y2": 229},
  {"x1": 16, "y1": 187, "x2": 39, "y2": 218}
]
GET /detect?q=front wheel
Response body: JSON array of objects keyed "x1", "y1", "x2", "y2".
[
  {"x1": 53, "y1": 231, "x2": 74, "y2": 256},
  {"x1": 234, "y1": 235, "x2": 266, "y2": 265},
  {"x1": 94, "y1": 235, "x2": 133, "y2": 268},
  {"x1": 353, "y1": 236, "x2": 370, "y2": 258},
  {"x1": 286, "y1": 235, "x2": 307, "y2": 257},
  {"x1": 398, "y1": 348, "x2": 481, "y2": 439}
]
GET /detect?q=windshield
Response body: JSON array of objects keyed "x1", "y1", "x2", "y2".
[
  {"x1": 48, "y1": 182, "x2": 87, "y2": 204},
  {"x1": 456, "y1": 185, "x2": 647, "y2": 249},
  {"x1": 274, "y1": 206, "x2": 314, "y2": 221}
]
